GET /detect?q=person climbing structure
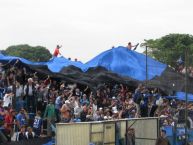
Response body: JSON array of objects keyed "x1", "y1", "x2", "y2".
[
  {"x1": 53, "y1": 45, "x2": 62, "y2": 57},
  {"x1": 127, "y1": 42, "x2": 139, "y2": 51}
]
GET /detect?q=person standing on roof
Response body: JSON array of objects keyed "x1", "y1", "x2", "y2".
[
  {"x1": 127, "y1": 42, "x2": 139, "y2": 50},
  {"x1": 53, "y1": 45, "x2": 62, "y2": 57}
]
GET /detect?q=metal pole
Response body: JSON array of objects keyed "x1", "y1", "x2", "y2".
[
  {"x1": 126, "y1": 120, "x2": 128, "y2": 145},
  {"x1": 185, "y1": 47, "x2": 188, "y2": 145},
  {"x1": 146, "y1": 46, "x2": 148, "y2": 86}
]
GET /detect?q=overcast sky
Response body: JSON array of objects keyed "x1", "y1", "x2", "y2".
[{"x1": 0, "y1": 0, "x2": 192, "y2": 62}]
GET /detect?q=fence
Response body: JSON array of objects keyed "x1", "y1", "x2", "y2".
[{"x1": 56, "y1": 117, "x2": 159, "y2": 145}]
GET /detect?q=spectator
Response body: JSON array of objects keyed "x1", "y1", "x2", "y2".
[
  {"x1": 26, "y1": 126, "x2": 35, "y2": 139},
  {"x1": 43, "y1": 99, "x2": 56, "y2": 137},
  {"x1": 80, "y1": 94, "x2": 89, "y2": 106},
  {"x1": 93, "y1": 110, "x2": 101, "y2": 121},
  {"x1": 6, "y1": 68, "x2": 16, "y2": 87},
  {"x1": 16, "y1": 108, "x2": 28, "y2": 129},
  {"x1": 55, "y1": 93, "x2": 64, "y2": 122},
  {"x1": 92, "y1": 99, "x2": 98, "y2": 114},
  {"x1": 0, "y1": 100, "x2": 5, "y2": 124},
  {"x1": 80, "y1": 105, "x2": 87, "y2": 122},
  {"x1": 155, "y1": 129, "x2": 171, "y2": 145},
  {"x1": 0, "y1": 121, "x2": 10, "y2": 142},
  {"x1": 75, "y1": 88, "x2": 82, "y2": 97},
  {"x1": 15, "y1": 81, "x2": 24, "y2": 111},
  {"x1": 36, "y1": 81, "x2": 48, "y2": 111},
  {"x1": 86, "y1": 106, "x2": 94, "y2": 121},
  {"x1": 33, "y1": 111, "x2": 43, "y2": 137},
  {"x1": 17, "y1": 126, "x2": 27, "y2": 141},
  {"x1": 4, "y1": 109, "x2": 16, "y2": 141},
  {"x1": 60, "y1": 100, "x2": 72, "y2": 123},
  {"x1": 74, "y1": 101, "x2": 82, "y2": 121},
  {"x1": 24, "y1": 78, "x2": 36, "y2": 113},
  {"x1": 3, "y1": 89, "x2": 14, "y2": 108}
]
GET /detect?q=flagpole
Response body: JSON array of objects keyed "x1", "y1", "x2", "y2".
[
  {"x1": 185, "y1": 47, "x2": 188, "y2": 145},
  {"x1": 146, "y1": 46, "x2": 148, "y2": 86}
]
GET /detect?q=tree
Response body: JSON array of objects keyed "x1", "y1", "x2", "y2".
[
  {"x1": 143, "y1": 34, "x2": 193, "y2": 67},
  {"x1": 3, "y1": 44, "x2": 52, "y2": 62}
]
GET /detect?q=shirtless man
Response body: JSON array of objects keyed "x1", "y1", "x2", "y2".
[
  {"x1": 127, "y1": 42, "x2": 139, "y2": 50},
  {"x1": 60, "y1": 100, "x2": 72, "y2": 123}
]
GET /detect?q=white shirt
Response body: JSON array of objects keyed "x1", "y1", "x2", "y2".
[
  {"x1": 24, "y1": 85, "x2": 33, "y2": 96},
  {"x1": 25, "y1": 131, "x2": 35, "y2": 139},
  {"x1": 3, "y1": 93, "x2": 13, "y2": 107},
  {"x1": 92, "y1": 104, "x2": 97, "y2": 113},
  {"x1": 16, "y1": 85, "x2": 23, "y2": 97},
  {"x1": 74, "y1": 106, "x2": 83, "y2": 118}
]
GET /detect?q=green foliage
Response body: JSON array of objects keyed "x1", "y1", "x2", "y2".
[
  {"x1": 4, "y1": 44, "x2": 52, "y2": 62},
  {"x1": 144, "y1": 34, "x2": 193, "y2": 67}
]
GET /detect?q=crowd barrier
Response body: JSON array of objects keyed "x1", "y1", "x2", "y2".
[{"x1": 56, "y1": 117, "x2": 159, "y2": 145}]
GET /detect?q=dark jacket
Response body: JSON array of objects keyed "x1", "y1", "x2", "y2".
[{"x1": 18, "y1": 132, "x2": 27, "y2": 141}]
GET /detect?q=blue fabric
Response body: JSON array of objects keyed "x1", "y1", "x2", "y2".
[
  {"x1": 16, "y1": 113, "x2": 27, "y2": 126},
  {"x1": 46, "y1": 57, "x2": 84, "y2": 73},
  {"x1": 80, "y1": 98, "x2": 89, "y2": 105},
  {"x1": 42, "y1": 140, "x2": 54, "y2": 145},
  {"x1": 55, "y1": 96, "x2": 63, "y2": 110},
  {"x1": 0, "y1": 88, "x2": 5, "y2": 99},
  {"x1": 33, "y1": 117, "x2": 43, "y2": 129},
  {"x1": 0, "y1": 54, "x2": 45, "y2": 65},
  {"x1": 188, "y1": 129, "x2": 193, "y2": 142},
  {"x1": 84, "y1": 46, "x2": 167, "y2": 80},
  {"x1": 163, "y1": 96, "x2": 177, "y2": 100},
  {"x1": 0, "y1": 46, "x2": 167, "y2": 80},
  {"x1": 176, "y1": 92, "x2": 193, "y2": 102},
  {"x1": 164, "y1": 126, "x2": 173, "y2": 136}
]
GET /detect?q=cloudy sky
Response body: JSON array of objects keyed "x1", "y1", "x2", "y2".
[{"x1": 0, "y1": 0, "x2": 192, "y2": 62}]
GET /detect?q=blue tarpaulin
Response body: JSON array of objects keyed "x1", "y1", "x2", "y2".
[
  {"x1": 47, "y1": 57, "x2": 84, "y2": 73},
  {"x1": 163, "y1": 96, "x2": 177, "y2": 99},
  {"x1": 0, "y1": 46, "x2": 167, "y2": 81},
  {"x1": 176, "y1": 92, "x2": 193, "y2": 102},
  {"x1": 164, "y1": 126, "x2": 173, "y2": 136},
  {"x1": 0, "y1": 53, "x2": 45, "y2": 65},
  {"x1": 84, "y1": 46, "x2": 167, "y2": 80}
]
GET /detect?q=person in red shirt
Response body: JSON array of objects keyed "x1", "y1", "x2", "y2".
[
  {"x1": 53, "y1": 45, "x2": 62, "y2": 57},
  {"x1": 4, "y1": 109, "x2": 15, "y2": 128},
  {"x1": 4, "y1": 109, "x2": 16, "y2": 140}
]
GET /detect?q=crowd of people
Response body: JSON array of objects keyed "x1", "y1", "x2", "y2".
[{"x1": 0, "y1": 59, "x2": 192, "y2": 144}]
